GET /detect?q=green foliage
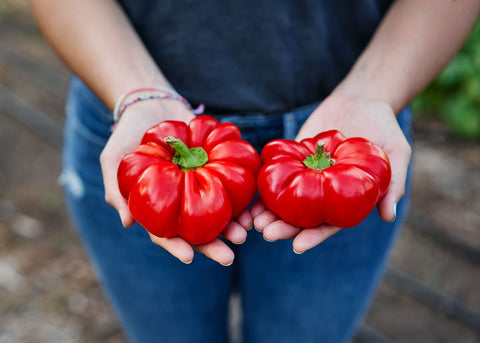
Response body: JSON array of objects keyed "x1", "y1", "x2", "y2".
[{"x1": 413, "y1": 19, "x2": 480, "y2": 140}]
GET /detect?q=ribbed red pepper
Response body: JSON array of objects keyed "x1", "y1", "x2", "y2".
[
  {"x1": 117, "y1": 115, "x2": 261, "y2": 245},
  {"x1": 257, "y1": 130, "x2": 391, "y2": 228}
]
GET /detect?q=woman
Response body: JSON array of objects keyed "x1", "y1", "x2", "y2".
[{"x1": 30, "y1": 0, "x2": 479, "y2": 342}]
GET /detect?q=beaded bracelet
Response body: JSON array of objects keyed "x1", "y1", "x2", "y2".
[{"x1": 112, "y1": 87, "x2": 204, "y2": 130}]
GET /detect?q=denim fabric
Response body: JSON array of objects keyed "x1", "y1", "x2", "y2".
[{"x1": 61, "y1": 77, "x2": 412, "y2": 343}]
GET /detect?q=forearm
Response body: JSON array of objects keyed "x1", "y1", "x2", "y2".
[
  {"x1": 336, "y1": 0, "x2": 480, "y2": 114},
  {"x1": 29, "y1": 0, "x2": 172, "y2": 110}
]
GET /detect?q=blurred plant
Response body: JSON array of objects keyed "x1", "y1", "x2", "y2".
[
  {"x1": 0, "y1": 0, "x2": 29, "y2": 15},
  {"x1": 413, "y1": 19, "x2": 480, "y2": 140}
]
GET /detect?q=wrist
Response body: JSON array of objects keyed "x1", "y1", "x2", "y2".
[
  {"x1": 333, "y1": 60, "x2": 405, "y2": 115},
  {"x1": 112, "y1": 87, "x2": 204, "y2": 129},
  {"x1": 111, "y1": 98, "x2": 196, "y2": 142}
]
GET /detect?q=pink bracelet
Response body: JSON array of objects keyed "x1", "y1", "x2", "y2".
[{"x1": 112, "y1": 87, "x2": 204, "y2": 130}]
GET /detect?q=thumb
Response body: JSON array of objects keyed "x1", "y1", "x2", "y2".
[
  {"x1": 377, "y1": 190, "x2": 398, "y2": 223},
  {"x1": 100, "y1": 152, "x2": 135, "y2": 227},
  {"x1": 106, "y1": 179, "x2": 135, "y2": 227},
  {"x1": 116, "y1": 196, "x2": 135, "y2": 227},
  {"x1": 377, "y1": 152, "x2": 411, "y2": 223}
]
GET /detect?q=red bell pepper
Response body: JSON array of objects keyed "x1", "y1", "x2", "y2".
[
  {"x1": 117, "y1": 115, "x2": 261, "y2": 245},
  {"x1": 257, "y1": 130, "x2": 391, "y2": 228}
]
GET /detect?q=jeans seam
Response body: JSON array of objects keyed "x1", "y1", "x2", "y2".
[
  {"x1": 67, "y1": 111, "x2": 109, "y2": 147},
  {"x1": 73, "y1": 77, "x2": 113, "y2": 124}
]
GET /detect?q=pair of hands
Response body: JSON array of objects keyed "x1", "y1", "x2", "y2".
[{"x1": 100, "y1": 94, "x2": 411, "y2": 266}]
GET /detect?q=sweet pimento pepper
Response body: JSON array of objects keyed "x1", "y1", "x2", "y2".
[
  {"x1": 117, "y1": 115, "x2": 261, "y2": 245},
  {"x1": 257, "y1": 130, "x2": 391, "y2": 228}
]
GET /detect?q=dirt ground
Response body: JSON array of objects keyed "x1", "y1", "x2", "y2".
[{"x1": 0, "y1": 3, "x2": 479, "y2": 343}]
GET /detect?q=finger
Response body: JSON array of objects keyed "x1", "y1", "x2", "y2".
[
  {"x1": 377, "y1": 191, "x2": 398, "y2": 223},
  {"x1": 292, "y1": 225, "x2": 341, "y2": 254},
  {"x1": 377, "y1": 142, "x2": 411, "y2": 223},
  {"x1": 377, "y1": 159, "x2": 407, "y2": 222},
  {"x1": 250, "y1": 199, "x2": 268, "y2": 217},
  {"x1": 118, "y1": 206, "x2": 135, "y2": 227},
  {"x1": 110, "y1": 186, "x2": 135, "y2": 227},
  {"x1": 193, "y1": 238, "x2": 235, "y2": 266},
  {"x1": 263, "y1": 220, "x2": 301, "y2": 241},
  {"x1": 235, "y1": 208, "x2": 253, "y2": 230},
  {"x1": 222, "y1": 220, "x2": 248, "y2": 244},
  {"x1": 102, "y1": 179, "x2": 135, "y2": 227},
  {"x1": 100, "y1": 153, "x2": 136, "y2": 227},
  {"x1": 253, "y1": 210, "x2": 280, "y2": 232},
  {"x1": 149, "y1": 234, "x2": 195, "y2": 264}
]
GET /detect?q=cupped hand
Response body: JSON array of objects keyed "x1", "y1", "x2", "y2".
[
  {"x1": 147, "y1": 208, "x2": 252, "y2": 266},
  {"x1": 99, "y1": 99, "x2": 250, "y2": 266},
  {"x1": 252, "y1": 200, "x2": 341, "y2": 254},
  {"x1": 253, "y1": 93, "x2": 412, "y2": 253}
]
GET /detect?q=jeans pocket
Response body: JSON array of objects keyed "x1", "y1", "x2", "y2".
[
  {"x1": 65, "y1": 78, "x2": 112, "y2": 147},
  {"x1": 72, "y1": 76, "x2": 113, "y2": 124}
]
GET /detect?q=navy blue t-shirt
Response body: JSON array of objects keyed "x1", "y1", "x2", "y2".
[{"x1": 118, "y1": 0, "x2": 393, "y2": 114}]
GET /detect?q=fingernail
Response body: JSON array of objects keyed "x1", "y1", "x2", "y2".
[
  {"x1": 182, "y1": 259, "x2": 193, "y2": 265},
  {"x1": 221, "y1": 261, "x2": 233, "y2": 267},
  {"x1": 247, "y1": 225, "x2": 253, "y2": 231},
  {"x1": 264, "y1": 235, "x2": 274, "y2": 242},
  {"x1": 293, "y1": 248, "x2": 304, "y2": 255},
  {"x1": 391, "y1": 203, "x2": 397, "y2": 223},
  {"x1": 118, "y1": 211, "x2": 127, "y2": 228},
  {"x1": 235, "y1": 237, "x2": 247, "y2": 245},
  {"x1": 119, "y1": 212, "x2": 126, "y2": 227}
]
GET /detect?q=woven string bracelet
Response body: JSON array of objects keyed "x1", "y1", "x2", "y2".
[{"x1": 112, "y1": 87, "x2": 204, "y2": 130}]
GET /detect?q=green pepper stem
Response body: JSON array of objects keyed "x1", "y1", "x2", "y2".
[
  {"x1": 165, "y1": 136, "x2": 208, "y2": 171},
  {"x1": 302, "y1": 141, "x2": 335, "y2": 171}
]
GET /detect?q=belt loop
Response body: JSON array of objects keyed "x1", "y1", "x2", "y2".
[{"x1": 282, "y1": 112, "x2": 297, "y2": 140}]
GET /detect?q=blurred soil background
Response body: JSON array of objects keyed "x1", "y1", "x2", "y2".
[{"x1": 0, "y1": 2, "x2": 479, "y2": 343}]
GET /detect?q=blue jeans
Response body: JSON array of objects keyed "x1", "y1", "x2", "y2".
[{"x1": 61, "y1": 77, "x2": 412, "y2": 343}]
